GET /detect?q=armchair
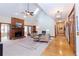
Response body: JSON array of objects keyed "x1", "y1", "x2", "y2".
[
  {"x1": 39, "y1": 34, "x2": 49, "y2": 42},
  {"x1": 30, "y1": 33, "x2": 39, "y2": 41}
]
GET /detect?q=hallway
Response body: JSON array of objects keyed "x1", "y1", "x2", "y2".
[{"x1": 42, "y1": 35, "x2": 74, "y2": 56}]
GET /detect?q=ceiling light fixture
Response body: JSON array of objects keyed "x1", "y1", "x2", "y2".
[
  {"x1": 56, "y1": 10, "x2": 62, "y2": 19},
  {"x1": 21, "y1": 0, "x2": 34, "y2": 16}
]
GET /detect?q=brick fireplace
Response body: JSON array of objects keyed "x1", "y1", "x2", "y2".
[{"x1": 10, "y1": 17, "x2": 24, "y2": 39}]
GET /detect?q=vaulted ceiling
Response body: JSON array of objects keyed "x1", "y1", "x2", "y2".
[
  {"x1": 0, "y1": 3, "x2": 38, "y2": 17},
  {"x1": 0, "y1": 3, "x2": 74, "y2": 19},
  {"x1": 38, "y1": 3, "x2": 74, "y2": 19}
]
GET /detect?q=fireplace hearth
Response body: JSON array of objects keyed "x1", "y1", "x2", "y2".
[{"x1": 15, "y1": 31, "x2": 22, "y2": 37}]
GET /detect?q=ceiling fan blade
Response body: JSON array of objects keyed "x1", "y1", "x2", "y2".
[{"x1": 30, "y1": 12, "x2": 33, "y2": 16}]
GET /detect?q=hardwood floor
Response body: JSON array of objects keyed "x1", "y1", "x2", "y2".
[{"x1": 42, "y1": 35, "x2": 74, "y2": 56}]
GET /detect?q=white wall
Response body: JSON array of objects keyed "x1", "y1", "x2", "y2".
[
  {"x1": 0, "y1": 16, "x2": 37, "y2": 26},
  {"x1": 0, "y1": 16, "x2": 11, "y2": 24},
  {"x1": 12, "y1": 13, "x2": 37, "y2": 26},
  {"x1": 24, "y1": 16, "x2": 37, "y2": 26},
  {"x1": 36, "y1": 11, "x2": 55, "y2": 36}
]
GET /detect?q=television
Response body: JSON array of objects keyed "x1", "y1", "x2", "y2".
[
  {"x1": 16, "y1": 22, "x2": 22, "y2": 28},
  {"x1": 42, "y1": 31, "x2": 46, "y2": 35}
]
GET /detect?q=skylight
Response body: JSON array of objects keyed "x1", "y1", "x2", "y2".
[{"x1": 34, "y1": 8, "x2": 39, "y2": 15}]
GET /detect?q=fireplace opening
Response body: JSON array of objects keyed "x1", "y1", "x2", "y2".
[{"x1": 15, "y1": 31, "x2": 22, "y2": 37}]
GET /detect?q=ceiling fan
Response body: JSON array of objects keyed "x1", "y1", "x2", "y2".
[
  {"x1": 24, "y1": 10, "x2": 34, "y2": 16},
  {"x1": 22, "y1": 3, "x2": 34, "y2": 16}
]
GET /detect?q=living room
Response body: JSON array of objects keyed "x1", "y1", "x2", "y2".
[
  {"x1": 0, "y1": 3, "x2": 78, "y2": 56},
  {"x1": 0, "y1": 3, "x2": 55, "y2": 56}
]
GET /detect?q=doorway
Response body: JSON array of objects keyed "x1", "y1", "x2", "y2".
[
  {"x1": 24, "y1": 26, "x2": 32, "y2": 36},
  {"x1": 1, "y1": 24, "x2": 10, "y2": 42}
]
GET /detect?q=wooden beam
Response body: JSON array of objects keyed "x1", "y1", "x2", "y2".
[{"x1": 68, "y1": 4, "x2": 75, "y2": 17}]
